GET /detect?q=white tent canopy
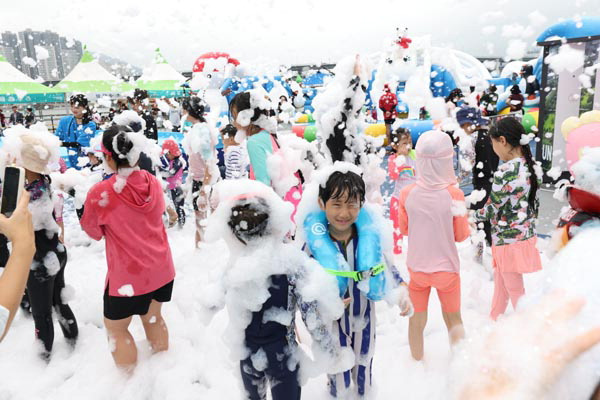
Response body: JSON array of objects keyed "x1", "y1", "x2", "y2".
[
  {"x1": 138, "y1": 49, "x2": 185, "y2": 82},
  {"x1": 56, "y1": 48, "x2": 133, "y2": 94},
  {"x1": 0, "y1": 54, "x2": 39, "y2": 83},
  {"x1": 61, "y1": 50, "x2": 119, "y2": 82}
]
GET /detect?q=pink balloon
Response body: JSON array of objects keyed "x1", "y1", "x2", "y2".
[
  {"x1": 566, "y1": 122, "x2": 600, "y2": 173},
  {"x1": 292, "y1": 125, "x2": 306, "y2": 139}
]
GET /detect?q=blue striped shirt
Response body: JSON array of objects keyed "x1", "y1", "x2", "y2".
[{"x1": 225, "y1": 145, "x2": 247, "y2": 179}]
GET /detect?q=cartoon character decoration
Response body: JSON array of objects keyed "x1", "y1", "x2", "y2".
[
  {"x1": 393, "y1": 27, "x2": 413, "y2": 62},
  {"x1": 520, "y1": 64, "x2": 540, "y2": 100},
  {"x1": 371, "y1": 28, "x2": 424, "y2": 120},
  {"x1": 191, "y1": 52, "x2": 241, "y2": 91},
  {"x1": 379, "y1": 84, "x2": 398, "y2": 122},
  {"x1": 554, "y1": 111, "x2": 600, "y2": 250}
]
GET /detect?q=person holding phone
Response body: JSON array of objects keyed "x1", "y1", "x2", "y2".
[
  {"x1": 14, "y1": 130, "x2": 79, "y2": 360},
  {"x1": 0, "y1": 192, "x2": 35, "y2": 342}
]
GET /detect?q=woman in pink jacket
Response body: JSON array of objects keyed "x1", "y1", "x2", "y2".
[
  {"x1": 397, "y1": 130, "x2": 470, "y2": 361},
  {"x1": 81, "y1": 124, "x2": 176, "y2": 371}
]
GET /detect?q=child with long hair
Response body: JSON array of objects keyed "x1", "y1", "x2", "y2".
[
  {"x1": 228, "y1": 91, "x2": 277, "y2": 187},
  {"x1": 478, "y1": 117, "x2": 542, "y2": 320},
  {"x1": 80, "y1": 124, "x2": 175, "y2": 371},
  {"x1": 229, "y1": 91, "x2": 303, "y2": 221},
  {"x1": 455, "y1": 107, "x2": 499, "y2": 251}
]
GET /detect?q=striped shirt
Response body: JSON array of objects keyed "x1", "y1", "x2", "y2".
[
  {"x1": 225, "y1": 145, "x2": 247, "y2": 179},
  {"x1": 302, "y1": 230, "x2": 404, "y2": 397}
]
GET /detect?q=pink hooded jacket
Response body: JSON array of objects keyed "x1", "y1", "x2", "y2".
[
  {"x1": 81, "y1": 170, "x2": 176, "y2": 297},
  {"x1": 398, "y1": 131, "x2": 470, "y2": 274}
]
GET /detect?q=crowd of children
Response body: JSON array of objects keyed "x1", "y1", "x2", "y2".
[{"x1": 2, "y1": 53, "x2": 587, "y2": 399}]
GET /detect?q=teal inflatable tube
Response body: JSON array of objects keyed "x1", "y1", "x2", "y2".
[{"x1": 355, "y1": 208, "x2": 387, "y2": 301}]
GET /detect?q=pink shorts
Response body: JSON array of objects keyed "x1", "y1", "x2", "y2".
[
  {"x1": 408, "y1": 270, "x2": 461, "y2": 313},
  {"x1": 492, "y1": 236, "x2": 542, "y2": 273}
]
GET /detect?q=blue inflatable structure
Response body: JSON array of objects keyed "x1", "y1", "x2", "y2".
[
  {"x1": 537, "y1": 17, "x2": 600, "y2": 43},
  {"x1": 429, "y1": 64, "x2": 458, "y2": 98}
]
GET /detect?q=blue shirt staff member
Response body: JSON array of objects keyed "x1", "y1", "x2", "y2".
[{"x1": 55, "y1": 94, "x2": 97, "y2": 168}]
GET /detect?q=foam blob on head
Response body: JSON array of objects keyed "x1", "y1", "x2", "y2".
[
  {"x1": 181, "y1": 96, "x2": 206, "y2": 122},
  {"x1": 112, "y1": 110, "x2": 146, "y2": 133},
  {"x1": 228, "y1": 197, "x2": 271, "y2": 245},
  {"x1": 229, "y1": 89, "x2": 277, "y2": 135},
  {"x1": 205, "y1": 179, "x2": 293, "y2": 248}
]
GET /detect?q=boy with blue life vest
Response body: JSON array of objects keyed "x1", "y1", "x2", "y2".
[{"x1": 302, "y1": 167, "x2": 412, "y2": 398}]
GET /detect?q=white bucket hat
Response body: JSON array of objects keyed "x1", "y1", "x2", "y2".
[{"x1": 20, "y1": 133, "x2": 51, "y2": 174}]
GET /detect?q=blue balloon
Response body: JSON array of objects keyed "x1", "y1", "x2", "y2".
[{"x1": 397, "y1": 119, "x2": 435, "y2": 144}]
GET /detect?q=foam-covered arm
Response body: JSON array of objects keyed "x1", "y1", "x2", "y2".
[
  {"x1": 292, "y1": 263, "x2": 355, "y2": 377},
  {"x1": 326, "y1": 75, "x2": 367, "y2": 163}
]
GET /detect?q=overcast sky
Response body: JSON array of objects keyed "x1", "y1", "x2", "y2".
[{"x1": 2, "y1": 0, "x2": 599, "y2": 71}]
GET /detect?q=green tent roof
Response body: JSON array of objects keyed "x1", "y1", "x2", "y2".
[
  {"x1": 80, "y1": 46, "x2": 94, "y2": 63},
  {"x1": 0, "y1": 82, "x2": 61, "y2": 94},
  {"x1": 154, "y1": 48, "x2": 168, "y2": 65}
]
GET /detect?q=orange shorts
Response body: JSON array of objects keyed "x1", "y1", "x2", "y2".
[{"x1": 408, "y1": 270, "x2": 461, "y2": 313}]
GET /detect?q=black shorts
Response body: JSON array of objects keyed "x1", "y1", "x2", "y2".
[
  {"x1": 192, "y1": 180, "x2": 203, "y2": 211},
  {"x1": 103, "y1": 280, "x2": 174, "y2": 321},
  {"x1": 384, "y1": 118, "x2": 396, "y2": 125}
]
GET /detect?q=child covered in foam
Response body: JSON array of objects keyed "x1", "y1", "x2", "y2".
[{"x1": 204, "y1": 179, "x2": 354, "y2": 400}]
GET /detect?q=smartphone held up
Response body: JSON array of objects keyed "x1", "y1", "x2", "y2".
[{"x1": 1, "y1": 166, "x2": 25, "y2": 217}]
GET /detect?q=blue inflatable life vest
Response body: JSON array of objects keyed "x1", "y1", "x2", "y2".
[
  {"x1": 303, "y1": 208, "x2": 387, "y2": 300},
  {"x1": 355, "y1": 208, "x2": 387, "y2": 301},
  {"x1": 304, "y1": 211, "x2": 350, "y2": 297}
]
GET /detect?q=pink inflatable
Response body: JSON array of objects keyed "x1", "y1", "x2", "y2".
[{"x1": 566, "y1": 121, "x2": 600, "y2": 173}]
